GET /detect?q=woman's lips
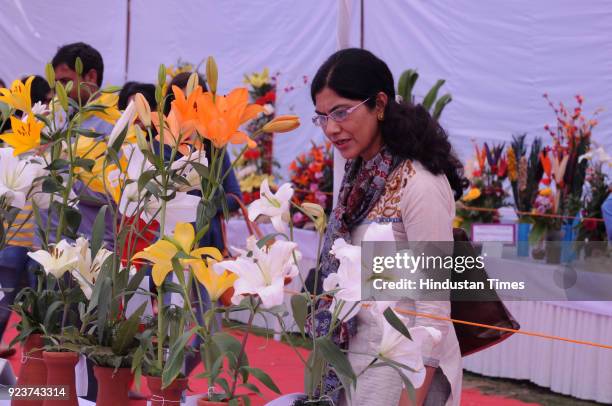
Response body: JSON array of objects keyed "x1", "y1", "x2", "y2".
[{"x1": 334, "y1": 139, "x2": 351, "y2": 149}]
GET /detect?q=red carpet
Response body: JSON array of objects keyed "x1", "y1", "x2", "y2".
[{"x1": 2, "y1": 312, "x2": 537, "y2": 405}]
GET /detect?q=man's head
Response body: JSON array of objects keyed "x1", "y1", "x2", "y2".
[{"x1": 52, "y1": 42, "x2": 104, "y2": 100}]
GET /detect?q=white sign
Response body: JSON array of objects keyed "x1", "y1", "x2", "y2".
[{"x1": 471, "y1": 224, "x2": 516, "y2": 245}]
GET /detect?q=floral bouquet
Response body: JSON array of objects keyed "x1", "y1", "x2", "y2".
[
  {"x1": 507, "y1": 134, "x2": 544, "y2": 222},
  {"x1": 289, "y1": 141, "x2": 333, "y2": 229},
  {"x1": 455, "y1": 141, "x2": 508, "y2": 235}
]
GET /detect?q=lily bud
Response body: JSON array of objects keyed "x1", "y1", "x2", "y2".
[
  {"x1": 186, "y1": 72, "x2": 199, "y2": 97},
  {"x1": 75, "y1": 57, "x2": 83, "y2": 76},
  {"x1": 55, "y1": 82, "x2": 69, "y2": 112},
  {"x1": 302, "y1": 202, "x2": 327, "y2": 234},
  {"x1": 206, "y1": 56, "x2": 218, "y2": 94},
  {"x1": 134, "y1": 93, "x2": 152, "y2": 127},
  {"x1": 45, "y1": 63, "x2": 55, "y2": 89},
  {"x1": 262, "y1": 115, "x2": 300, "y2": 133},
  {"x1": 135, "y1": 126, "x2": 150, "y2": 153},
  {"x1": 158, "y1": 64, "x2": 166, "y2": 87}
]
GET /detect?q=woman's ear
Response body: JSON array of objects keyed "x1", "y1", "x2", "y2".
[{"x1": 375, "y1": 91, "x2": 388, "y2": 114}]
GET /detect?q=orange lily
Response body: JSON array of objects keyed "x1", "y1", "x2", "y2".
[
  {"x1": 194, "y1": 87, "x2": 264, "y2": 149},
  {"x1": 151, "y1": 109, "x2": 196, "y2": 156},
  {"x1": 0, "y1": 115, "x2": 44, "y2": 155},
  {"x1": 0, "y1": 76, "x2": 34, "y2": 113}
]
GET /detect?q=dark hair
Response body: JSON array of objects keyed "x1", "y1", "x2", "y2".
[
  {"x1": 21, "y1": 75, "x2": 51, "y2": 105},
  {"x1": 118, "y1": 81, "x2": 158, "y2": 111},
  {"x1": 0, "y1": 78, "x2": 5, "y2": 88},
  {"x1": 163, "y1": 71, "x2": 207, "y2": 115},
  {"x1": 52, "y1": 42, "x2": 104, "y2": 87},
  {"x1": 311, "y1": 48, "x2": 467, "y2": 200}
]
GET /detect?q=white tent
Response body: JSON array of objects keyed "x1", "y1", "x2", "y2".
[{"x1": 2, "y1": 0, "x2": 611, "y2": 178}]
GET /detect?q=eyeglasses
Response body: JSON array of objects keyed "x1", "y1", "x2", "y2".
[{"x1": 312, "y1": 98, "x2": 370, "y2": 128}]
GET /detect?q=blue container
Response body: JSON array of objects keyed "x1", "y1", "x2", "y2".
[
  {"x1": 517, "y1": 222, "x2": 531, "y2": 257},
  {"x1": 561, "y1": 218, "x2": 579, "y2": 263}
]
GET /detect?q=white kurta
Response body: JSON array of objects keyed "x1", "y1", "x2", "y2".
[{"x1": 341, "y1": 160, "x2": 462, "y2": 406}]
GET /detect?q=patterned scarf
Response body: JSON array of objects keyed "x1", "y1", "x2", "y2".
[{"x1": 308, "y1": 146, "x2": 402, "y2": 402}]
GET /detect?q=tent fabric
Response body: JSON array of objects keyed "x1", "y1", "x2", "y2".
[{"x1": 1, "y1": 0, "x2": 611, "y2": 175}]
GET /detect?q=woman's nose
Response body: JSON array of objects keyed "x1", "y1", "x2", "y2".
[{"x1": 323, "y1": 118, "x2": 342, "y2": 137}]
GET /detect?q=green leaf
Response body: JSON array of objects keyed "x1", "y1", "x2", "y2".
[
  {"x1": 162, "y1": 327, "x2": 196, "y2": 388},
  {"x1": 90, "y1": 206, "x2": 108, "y2": 259},
  {"x1": 397, "y1": 69, "x2": 418, "y2": 102},
  {"x1": 422, "y1": 79, "x2": 446, "y2": 111},
  {"x1": 315, "y1": 337, "x2": 355, "y2": 381},
  {"x1": 211, "y1": 332, "x2": 246, "y2": 370},
  {"x1": 137, "y1": 170, "x2": 158, "y2": 192},
  {"x1": 74, "y1": 158, "x2": 96, "y2": 172},
  {"x1": 96, "y1": 277, "x2": 113, "y2": 345},
  {"x1": 42, "y1": 176, "x2": 64, "y2": 193},
  {"x1": 383, "y1": 307, "x2": 411, "y2": 340},
  {"x1": 46, "y1": 159, "x2": 70, "y2": 171},
  {"x1": 241, "y1": 366, "x2": 281, "y2": 394},
  {"x1": 190, "y1": 161, "x2": 209, "y2": 178},
  {"x1": 112, "y1": 302, "x2": 146, "y2": 355},
  {"x1": 110, "y1": 125, "x2": 129, "y2": 152},
  {"x1": 64, "y1": 207, "x2": 82, "y2": 237},
  {"x1": 304, "y1": 349, "x2": 325, "y2": 396},
  {"x1": 290, "y1": 294, "x2": 309, "y2": 337},
  {"x1": 74, "y1": 128, "x2": 104, "y2": 138},
  {"x1": 432, "y1": 94, "x2": 452, "y2": 120}
]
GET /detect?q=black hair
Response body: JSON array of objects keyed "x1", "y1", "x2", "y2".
[
  {"x1": 52, "y1": 42, "x2": 104, "y2": 87},
  {"x1": 311, "y1": 48, "x2": 467, "y2": 200},
  {"x1": 163, "y1": 71, "x2": 207, "y2": 115},
  {"x1": 118, "y1": 81, "x2": 158, "y2": 111},
  {"x1": 21, "y1": 75, "x2": 51, "y2": 105}
]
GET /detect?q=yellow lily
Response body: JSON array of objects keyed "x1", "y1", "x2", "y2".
[
  {"x1": 0, "y1": 115, "x2": 44, "y2": 155},
  {"x1": 83, "y1": 92, "x2": 121, "y2": 124},
  {"x1": 0, "y1": 76, "x2": 34, "y2": 113},
  {"x1": 132, "y1": 239, "x2": 179, "y2": 287},
  {"x1": 189, "y1": 247, "x2": 236, "y2": 301},
  {"x1": 244, "y1": 68, "x2": 270, "y2": 88},
  {"x1": 462, "y1": 187, "x2": 481, "y2": 202}
]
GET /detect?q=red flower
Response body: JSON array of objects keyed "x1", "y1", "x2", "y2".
[{"x1": 121, "y1": 216, "x2": 159, "y2": 270}]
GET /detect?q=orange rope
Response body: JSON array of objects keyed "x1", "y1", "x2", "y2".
[
  {"x1": 460, "y1": 205, "x2": 605, "y2": 223},
  {"x1": 282, "y1": 288, "x2": 612, "y2": 350}
]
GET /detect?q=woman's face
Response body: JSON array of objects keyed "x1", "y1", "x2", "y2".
[{"x1": 314, "y1": 87, "x2": 386, "y2": 160}]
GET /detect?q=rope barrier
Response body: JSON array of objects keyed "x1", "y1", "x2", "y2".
[{"x1": 459, "y1": 204, "x2": 605, "y2": 223}]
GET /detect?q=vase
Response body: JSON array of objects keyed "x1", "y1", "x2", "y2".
[
  {"x1": 545, "y1": 228, "x2": 563, "y2": 264},
  {"x1": 12, "y1": 334, "x2": 47, "y2": 406},
  {"x1": 42, "y1": 351, "x2": 79, "y2": 406},
  {"x1": 516, "y1": 222, "x2": 531, "y2": 257},
  {"x1": 198, "y1": 396, "x2": 246, "y2": 406},
  {"x1": 93, "y1": 366, "x2": 132, "y2": 406},
  {"x1": 146, "y1": 375, "x2": 189, "y2": 406},
  {"x1": 561, "y1": 220, "x2": 577, "y2": 263},
  {"x1": 265, "y1": 393, "x2": 333, "y2": 406}
]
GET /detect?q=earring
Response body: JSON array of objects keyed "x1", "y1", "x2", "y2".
[{"x1": 378, "y1": 112, "x2": 384, "y2": 121}]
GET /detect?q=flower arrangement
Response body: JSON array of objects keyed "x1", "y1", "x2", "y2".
[
  {"x1": 289, "y1": 141, "x2": 333, "y2": 229},
  {"x1": 542, "y1": 93, "x2": 600, "y2": 217},
  {"x1": 455, "y1": 141, "x2": 508, "y2": 235},
  {"x1": 507, "y1": 134, "x2": 544, "y2": 221}
]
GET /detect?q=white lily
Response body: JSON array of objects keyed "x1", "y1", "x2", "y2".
[
  {"x1": 323, "y1": 238, "x2": 362, "y2": 321},
  {"x1": 0, "y1": 147, "x2": 46, "y2": 209},
  {"x1": 579, "y1": 146, "x2": 612, "y2": 167},
  {"x1": 27, "y1": 239, "x2": 80, "y2": 278},
  {"x1": 171, "y1": 148, "x2": 208, "y2": 192},
  {"x1": 374, "y1": 304, "x2": 441, "y2": 389},
  {"x1": 248, "y1": 178, "x2": 294, "y2": 234},
  {"x1": 108, "y1": 100, "x2": 136, "y2": 146},
  {"x1": 213, "y1": 239, "x2": 300, "y2": 309},
  {"x1": 71, "y1": 237, "x2": 113, "y2": 299}
]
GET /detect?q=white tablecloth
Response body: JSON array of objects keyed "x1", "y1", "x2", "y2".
[
  {"x1": 225, "y1": 218, "x2": 319, "y2": 334},
  {"x1": 463, "y1": 300, "x2": 612, "y2": 404}
]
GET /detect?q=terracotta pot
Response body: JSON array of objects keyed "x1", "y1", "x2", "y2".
[
  {"x1": 42, "y1": 351, "x2": 79, "y2": 406},
  {"x1": 12, "y1": 334, "x2": 47, "y2": 406},
  {"x1": 146, "y1": 375, "x2": 189, "y2": 406},
  {"x1": 198, "y1": 396, "x2": 245, "y2": 406},
  {"x1": 94, "y1": 366, "x2": 133, "y2": 406}
]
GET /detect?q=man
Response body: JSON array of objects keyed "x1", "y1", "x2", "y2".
[{"x1": 40, "y1": 42, "x2": 116, "y2": 249}]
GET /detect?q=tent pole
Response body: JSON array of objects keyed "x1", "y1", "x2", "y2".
[
  {"x1": 124, "y1": 0, "x2": 131, "y2": 82},
  {"x1": 360, "y1": 0, "x2": 364, "y2": 48}
]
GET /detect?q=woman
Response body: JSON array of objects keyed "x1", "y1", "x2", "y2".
[{"x1": 311, "y1": 49, "x2": 466, "y2": 405}]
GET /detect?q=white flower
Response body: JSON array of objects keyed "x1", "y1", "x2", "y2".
[
  {"x1": 71, "y1": 237, "x2": 112, "y2": 299},
  {"x1": 263, "y1": 104, "x2": 275, "y2": 116},
  {"x1": 579, "y1": 146, "x2": 612, "y2": 167},
  {"x1": 171, "y1": 148, "x2": 208, "y2": 192},
  {"x1": 108, "y1": 100, "x2": 136, "y2": 146},
  {"x1": 213, "y1": 239, "x2": 300, "y2": 309},
  {"x1": 248, "y1": 179, "x2": 293, "y2": 234},
  {"x1": 27, "y1": 240, "x2": 80, "y2": 278},
  {"x1": 374, "y1": 304, "x2": 441, "y2": 389},
  {"x1": 141, "y1": 192, "x2": 200, "y2": 234},
  {"x1": 0, "y1": 148, "x2": 46, "y2": 209},
  {"x1": 322, "y1": 238, "x2": 362, "y2": 321}
]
